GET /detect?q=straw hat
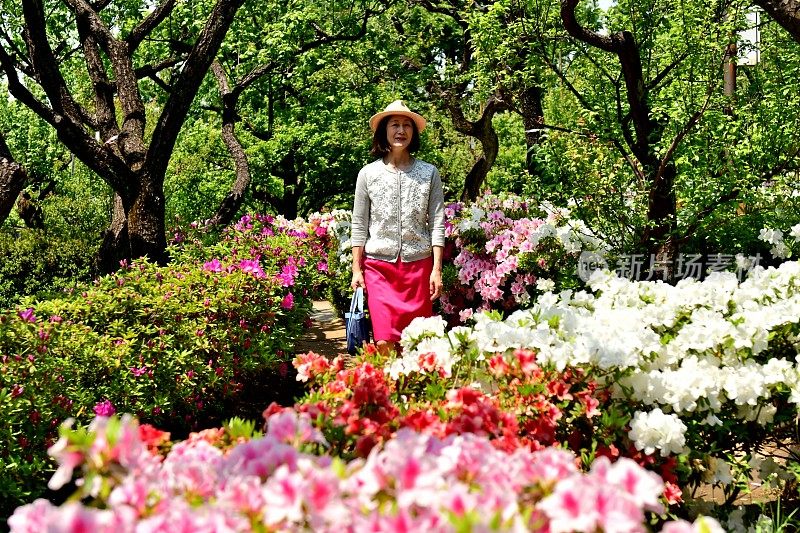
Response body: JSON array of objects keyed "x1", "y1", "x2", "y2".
[{"x1": 369, "y1": 100, "x2": 427, "y2": 133}]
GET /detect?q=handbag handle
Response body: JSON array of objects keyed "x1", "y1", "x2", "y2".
[{"x1": 349, "y1": 287, "x2": 365, "y2": 316}]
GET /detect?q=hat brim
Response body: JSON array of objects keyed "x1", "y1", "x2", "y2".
[{"x1": 369, "y1": 110, "x2": 426, "y2": 133}]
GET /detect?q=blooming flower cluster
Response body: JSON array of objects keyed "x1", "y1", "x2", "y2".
[
  {"x1": 372, "y1": 261, "x2": 800, "y2": 507},
  {"x1": 9, "y1": 412, "x2": 721, "y2": 532},
  {"x1": 290, "y1": 341, "x2": 647, "y2": 492},
  {"x1": 440, "y1": 192, "x2": 608, "y2": 324},
  {"x1": 759, "y1": 224, "x2": 800, "y2": 259}
]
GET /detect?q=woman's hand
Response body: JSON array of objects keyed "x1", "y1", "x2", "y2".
[
  {"x1": 429, "y1": 268, "x2": 442, "y2": 301},
  {"x1": 352, "y1": 270, "x2": 365, "y2": 290}
]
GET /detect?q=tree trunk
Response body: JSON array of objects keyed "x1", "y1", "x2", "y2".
[
  {"x1": 98, "y1": 193, "x2": 129, "y2": 273},
  {"x1": 442, "y1": 94, "x2": 509, "y2": 202},
  {"x1": 0, "y1": 161, "x2": 28, "y2": 226},
  {"x1": 127, "y1": 173, "x2": 167, "y2": 263},
  {"x1": 517, "y1": 86, "x2": 545, "y2": 174},
  {"x1": 0, "y1": 133, "x2": 29, "y2": 226},
  {"x1": 561, "y1": 0, "x2": 679, "y2": 274},
  {"x1": 207, "y1": 62, "x2": 251, "y2": 227},
  {"x1": 461, "y1": 126, "x2": 500, "y2": 202},
  {"x1": 276, "y1": 148, "x2": 303, "y2": 219},
  {"x1": 97, "y1": 173, "x2": 166, "y2": 273},
  {"x1": 643, "y1": 162, "x2": 678, "y2": 280}
]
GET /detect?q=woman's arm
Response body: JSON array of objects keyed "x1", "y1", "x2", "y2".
[
  {"x1": 430, "y1": 245, "x2": 443, "y2": 301},
  {"x1": 428, "y1": 167, "x2": 445, "y2": 301},
  {"x1": 351, "y1": 169, "x2": 369, "y2": 289},
  {"x1": 352, "y1": 246, "x2": 365, "y2": 289}
]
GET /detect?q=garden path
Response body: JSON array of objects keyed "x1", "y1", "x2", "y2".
[{"x1": 293, "y1": 300, "x2": 348, "y2": 356}]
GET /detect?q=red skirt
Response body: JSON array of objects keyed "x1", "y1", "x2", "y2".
[{"x1": 364, "y1": 256, "x2": 433, "y2": 342}]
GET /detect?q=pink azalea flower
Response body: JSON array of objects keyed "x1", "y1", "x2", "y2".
[
  {"x1": 281, "y1": 292, "x2": 294, "y2": 310},
  {"x1": 262, "y1": 468, "x2": 305, "y2": 525},
  {"x1": 591, "y1": 457, "x2": 664, "y2": 513},
  {"x1": 47, "y1": 432, "x2": 84, "y2": 490},
  {"x1": 266, "y1": 410, "x2": 326, "y2": 445},
  {"x1": 7, "y1": 499, "x2": 54, "y2": 533}
]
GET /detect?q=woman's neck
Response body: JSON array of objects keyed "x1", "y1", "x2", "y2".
[{"x1": 383, "y1": 149, "x2": 413, "y2": 169}]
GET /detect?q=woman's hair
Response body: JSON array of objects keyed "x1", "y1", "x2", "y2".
[{"x1": 370, "y1": 115, "x2": 420, "y2": 158}]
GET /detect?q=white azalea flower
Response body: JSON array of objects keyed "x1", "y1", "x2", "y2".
[
  {"x1": 759, "y1": 228, "x2": 784, "y2": 245},
  {"x1": 628, "y1": 408, "x2": 687, "y2": 457}
]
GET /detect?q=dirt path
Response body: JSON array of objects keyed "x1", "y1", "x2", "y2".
[{"x1": 293, "y1": 300, "x2": 347, "y2": 356}]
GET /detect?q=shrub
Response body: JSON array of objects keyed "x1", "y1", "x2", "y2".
[
  {"x1": 439, "y1": 191, "x2": 607, "y2": 325},
  {"x1": 0, "y1": 212, "x2": 335, "y2": 517},
  {"x1": 0, "y1": 229, "x2": 97, "y2": 309}
]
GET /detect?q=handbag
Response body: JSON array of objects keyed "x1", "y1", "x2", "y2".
[{"x1": 345, "y1": 287, "x2": 372, "y2": 355}]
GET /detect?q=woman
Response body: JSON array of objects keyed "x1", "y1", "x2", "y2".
[{"x1": 350, "y1": 100, "x2": 445, "y2": 355}]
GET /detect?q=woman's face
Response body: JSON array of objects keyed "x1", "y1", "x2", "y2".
[{"x1": 385, "y1": 115, "x2": 414, "y2": 153}]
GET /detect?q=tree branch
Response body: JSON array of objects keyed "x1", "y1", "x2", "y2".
[
  {"x1": 22, "y1": 0, "x2": 89, "y2": 126},
  {"x1": 0, "y1": 29, "x2": 35, "y2": 78},
  {"x1": 560, "y1": 0, "x2": 618, "y2": 53},
  {"x1": 207, "y1": 60, "x2": 252, "y2": 226},
  {"x1": 234, "y1": 8, "x2": 376, "y2": 95},
  {"x1": 147, "y1": 0, "x2": 246, "y2": 179},
  {"x1": 646, "y1": 49, "x2": 690, "y2": 92},
  {"x1": 0, "y1": 44, "x2": 57, "y2": 123},
  {"x1": 126, "y1": 0, "x2": 178, "y2": 52},
  {"x1": 135, "y1": 57, "x2": 182, "y2": 79},
  {"x1": 74, "y1": 8, "x2": 119, "y2": 141},
  {"x1": 561, "y1": 0, "x2": 651, "y2": 160},
  {"x1": 753, "y1": 0, "x2": 800, "y2": 45},
  {"x1": 65, "y1": 0, "x2": 150, "y2": 167}
]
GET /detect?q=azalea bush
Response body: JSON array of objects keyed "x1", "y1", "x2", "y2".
[
  {"x1": 318, "y1": 209, "x2": 354, "y2": 315},
  {"x1": 439, "y1": 191, "x2": 607, "y2": 325},
  {"x1": 8, "y1": 411, "x2": 725, "y2": 532},
  {"x1": 0, "y1": 213, "x2": 335, "y2": 516},
  {"x1": 395, "y1": 267, "x2": 800, "y2": 513},
  {"x1": 292, "y1": 261, "x2": 800, "y2": 525}
]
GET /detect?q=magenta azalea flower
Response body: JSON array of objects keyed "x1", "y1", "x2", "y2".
[
  {"x1": 238, "y1": 259, "x2": 265, "y2": 278},
  {"x1": 17, "y1": 308, "x2": 36, "y2": 323},
  {"x1": 203, "y1": 259, "x2": 223, "y2": 272},
  {"x1": 93, "y1": 400, "x2": 116, "y2": 417},
  {"x1": 281, "y1": 293, "x2": 294, "y2": 310}
]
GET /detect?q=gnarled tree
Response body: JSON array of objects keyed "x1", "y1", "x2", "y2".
[{"x1": 0, "y1": 0, "x2": 245, "y2": 270}]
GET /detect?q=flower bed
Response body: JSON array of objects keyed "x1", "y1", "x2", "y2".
[
  {"x1": 8, "y1": 411, "x2": 723, "y2": 532},
  {"x1": 0, "y1": 213, "x2": 335, "y2": 516},
  {"x1": 439, "y1": 192, "x2": 607, "y2": 324},
  {"x1": 287, "y1": 265, "x2": 800, "y2": 527}
]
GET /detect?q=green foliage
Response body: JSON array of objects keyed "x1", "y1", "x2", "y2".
[
  {"x1": 0, "y1": 212, "x2": 334, "y2": 517},
  {"x1": 0, "y1": 230, "x2": 96, "y2": 309}
]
